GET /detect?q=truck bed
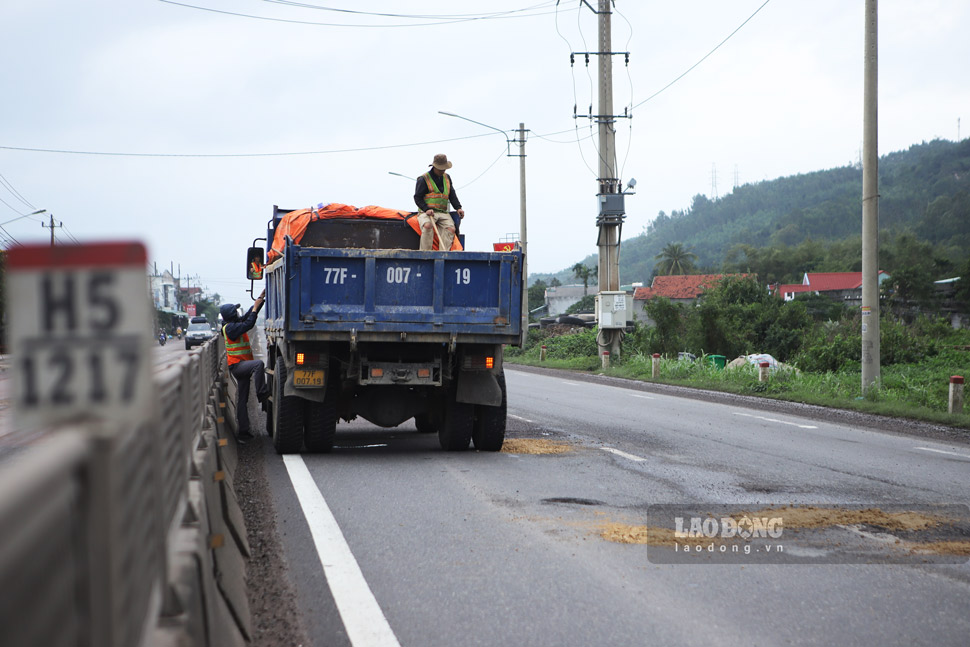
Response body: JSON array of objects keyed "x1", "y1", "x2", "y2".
[{"x1": 264, "y1": 245, "x2": 523, "y2": 344}]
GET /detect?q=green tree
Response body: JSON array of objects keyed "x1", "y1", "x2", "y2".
[
  {"x1": 572, "y1": 263, "x2": 597, "y2": 296},
  {"x1": 565, "y1": 294, "x2": 596, "y2": 314},
  {"x1": 643, "y1": 297, "x2": 686, "y2": 356},
  {"x1": 880, "y1": 231, "x2": 949, "y2": 312},
  {"x1": 654, "y1": 242, "x2": 698, "y2": 276},
  {"x1": 527, "y1": 279, "x2": 548, "y2": 319}
]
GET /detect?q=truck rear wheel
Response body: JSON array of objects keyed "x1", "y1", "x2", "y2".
[
  {"x1": 438, "y1": 393, "x2": 473, "y2": 451},
  {"x1": 304, "y1": 378, "x2": 337, "y2": 453},
  {"x1": 472, "y1": 370, "x2": 507, "y2": 451},
  {"x1": 272, "y1": 359, "x2": 304, "y2": 454}
]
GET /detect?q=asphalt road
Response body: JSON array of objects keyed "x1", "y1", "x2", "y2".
[{"x1": 257, "y1": 366, "x2": 970, "y2": 647}]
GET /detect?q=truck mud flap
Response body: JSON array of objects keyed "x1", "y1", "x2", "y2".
[{"x1": 456, "y1": 371, "x2": 502, "y2": 407}]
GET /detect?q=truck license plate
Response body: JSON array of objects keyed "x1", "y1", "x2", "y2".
[{"x1": 293, "y1": 368, "x2": 324, "y2": 387}]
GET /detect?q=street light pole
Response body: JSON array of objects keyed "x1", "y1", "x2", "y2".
[{"x1": 438, "y1": 111, "x2": 529, "y2": 342}]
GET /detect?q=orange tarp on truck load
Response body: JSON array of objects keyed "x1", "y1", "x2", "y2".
[{"x1": 267, "y1": 202, "x2": 462, "y2": 262}]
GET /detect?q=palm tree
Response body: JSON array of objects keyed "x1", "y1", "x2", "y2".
[
  {"x1": 654, "y1": 242, "x2": 698, "y2": 276},
  {"x1": 572, "y1": 262, "x2": 597, "y2": 296}
]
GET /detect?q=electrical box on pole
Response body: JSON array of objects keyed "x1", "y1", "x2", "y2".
[{"x1": 596, "y1": 291, "x2": 632, "y2": 329}]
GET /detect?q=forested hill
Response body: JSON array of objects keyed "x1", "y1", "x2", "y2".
[{"x1": 536, "y1": 138, "x2": 970, "y2": 286}]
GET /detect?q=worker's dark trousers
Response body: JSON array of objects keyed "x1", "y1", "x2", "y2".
[{"x1": 230, "y1": 359, "x2": 266, "y2": 434}]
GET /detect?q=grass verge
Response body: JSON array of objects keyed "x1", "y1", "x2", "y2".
[{"x1": 505, "y1": 352, "x2": 970, "y2": 430}]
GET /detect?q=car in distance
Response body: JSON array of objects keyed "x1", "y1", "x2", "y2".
[{"x1": 184, "y1": 320, "x2": 215, "y2": 350}]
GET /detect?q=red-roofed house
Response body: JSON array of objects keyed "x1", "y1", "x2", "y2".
[
  {"x1": 633, "y1": 274, "x2": 747, "y2": 323},
  {"x1": 771, "y1": 271, "x2": 890, "y2": 305}
]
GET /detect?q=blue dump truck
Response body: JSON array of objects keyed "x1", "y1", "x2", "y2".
[{"x1": 247, "y1": 206, "x2": 523, "y2": 454}]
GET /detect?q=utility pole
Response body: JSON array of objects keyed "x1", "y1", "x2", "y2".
[
  {"x1": 517, "y1": 122, "x2": 529, "y2": 344},
  {"x1": 579, "y1": 0, "x2": 631, "y2": 358},
  {"x1": 42, "y1": 214, "x2": 62, "y2": 246},
  {"x1": 861, "y1": 0, "x2": 880, "y2": 392}
]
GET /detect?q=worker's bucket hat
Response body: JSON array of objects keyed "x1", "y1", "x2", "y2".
[{"x1": 431, "y1": 154, "x2": 453, "y2": 170}]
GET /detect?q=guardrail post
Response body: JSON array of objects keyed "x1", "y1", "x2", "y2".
[
  {"x1": 540, "y1": 345, "x2": 547, "y2": 362},
  {"x1": 759, "y1": 361, "x2": 770, "y2": 382},
  {"x1": 602, "y1": 351, "x2": 610, "y2": 369},
  {"x1": 652, "y1": 353, "x2": 660, "y2": 378},
  {"x1": 950, "y1": 375, "x2": 964, "y2": 414}
]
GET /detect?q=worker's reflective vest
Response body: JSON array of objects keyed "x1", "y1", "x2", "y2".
[
  {"x1": 422, "y1": 172, "x2": 451, "y2": 212},
  {"x1": 223, "y1": 326, "x2": 254, "y2": 365}
]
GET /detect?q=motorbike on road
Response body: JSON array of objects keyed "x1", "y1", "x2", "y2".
[{"x1": 158, "y1": 331, "x2": 167, "y2": 346}]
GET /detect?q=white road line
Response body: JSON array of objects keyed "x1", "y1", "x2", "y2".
[
  {"x1": 283, "y1": 455, "x2": 401, "y2": 647},
  {"x1": 630, "y1": 394, "x2": 656, "y2": 400},
  {"x1": 733, "y1": 411, "x2": 818, "y2": 429},
  {"x1": 915, "y1": 446, "x2": 970, "y2": 460},
  {"x1": 508, "y1": 414, "x2": 535, "y2": 423},
  {"x1": 601, "y1": 447, "x2": 647, "y2": 462},
  {"x1": 561, "y1": 381, "x2": 583, "y2": 386}
]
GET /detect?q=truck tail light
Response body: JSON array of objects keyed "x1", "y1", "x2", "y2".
[
  {"x1": 417, "y1": 368, "x2": 431, "y2": 379},
  {"x1": 370, "y1": 367, "x2": 384, "y2": 378},
  {"x1": 296, "y1": 352, "x2": 321, "y2": 366},
  {"x1": 462, "y1": 355, "x2": 495, "y2": 370}
]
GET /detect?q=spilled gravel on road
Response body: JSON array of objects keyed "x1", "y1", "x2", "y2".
[
  {"x1": 600, "y1": 523, "x2": 712, "y2": 547},
  {"x1": 596, "y1": 506, "x2": 970, "y2": 556},
  {"x1": 502, "y1": 438, "x2": 573, "y2": 454},
  {"x1": 737, "y1": 505, "x2": 946, "y2": 531}
]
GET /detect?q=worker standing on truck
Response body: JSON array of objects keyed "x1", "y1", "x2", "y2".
[
  {"x1": 414, "y1": 153, "x2": 465, "y2": 251},
  {"x1": 220, "y1": 291, "x2": 268, "y2": 441}
]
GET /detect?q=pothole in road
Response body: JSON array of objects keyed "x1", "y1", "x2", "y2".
[{"x1": 542, "y1": 497, "x2": 606, "y2": 506}]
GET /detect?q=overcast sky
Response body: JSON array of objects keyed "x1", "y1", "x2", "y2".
[{"x1": 2, "y1": 0, "x2": 967, "y2": 307}]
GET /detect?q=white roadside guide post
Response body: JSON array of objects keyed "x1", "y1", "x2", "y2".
[
  {"x1": 7, "y1": 242, "x2": 155, "y2": 647},
  {"x1": 950, "y1": 376, "x2": 964, "y2": 415}
]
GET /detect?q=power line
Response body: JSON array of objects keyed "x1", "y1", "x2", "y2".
[
  {"x1": 0, "y1": 225, "x2": 21, "y2": 246},
  {"x1": 61, "y1": 224, "x2": 83, "y2": 245},
  {"x1": 156, "y1": 0, "x2": 560, "y2": 28},
  {"x1": 257, "y1": 1, "x2": 558, "y2": 21},
  {"x1": 0, "y1": 131, "x2": 499, "y2": 158},
  {"x1": 631, "y1": 0, "x2": 773, "y2": 111},
  {"x1": 0, "y1": 195, "x2": 26, "y2": 216},
  {"x1": 458, "y1": 145, "x2": 509, "y2": 189},
  {"x1": 2, "y1": 126, "x2": 584, "y2": 160},
  {"x1": 0, "y1": 172, "x2": 36, "y2": 210}
]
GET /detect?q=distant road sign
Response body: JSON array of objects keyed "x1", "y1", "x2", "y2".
[{"x1": 7, "y1": 243, "x2": 153, "y2": 431}]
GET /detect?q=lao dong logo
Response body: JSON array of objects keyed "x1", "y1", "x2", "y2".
[{"x1": 674, "y1": 515, "x2": 784, "y2": 539}]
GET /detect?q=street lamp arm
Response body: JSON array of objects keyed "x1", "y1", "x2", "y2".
[
  {"x1": 0, "y1": 208, "x2": 46, "y2": 227},
  {"x1": 438, "y1": 111, "x2": 511, "y2": 154}
]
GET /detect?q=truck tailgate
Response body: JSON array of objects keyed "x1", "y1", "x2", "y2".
[{"x1": 276, "y1": 247, "x2": 522, "y2": 339}]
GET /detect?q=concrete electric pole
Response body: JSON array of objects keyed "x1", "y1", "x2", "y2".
[
  {"x1": 43, "y1": 213, "x2": 62, "y2": 246},
  {"x1": 861, "y1": 0, "x2": 880, "y2": 392},
  {"x1": 516, "y1": 122, "x2": 529, "y2": 344},
  {"x1": 584, "y1": 0, "x2": 631, "y2": 359}
]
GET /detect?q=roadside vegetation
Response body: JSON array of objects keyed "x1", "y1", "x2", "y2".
[{"x1": 506, "y1": 276, "x2": 970, "y2": 429}]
